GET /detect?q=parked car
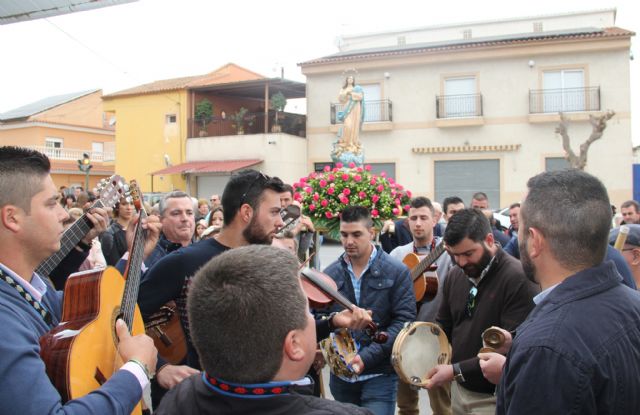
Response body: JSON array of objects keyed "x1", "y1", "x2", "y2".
[{"x1": 493, "y1": 207, "x2": 511, "y2": 230}]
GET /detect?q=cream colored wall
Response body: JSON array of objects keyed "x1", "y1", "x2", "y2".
[
  {"x1": 304, "y1": 40, "x2": 632, "y2": 208},
  {"x1": 186, "y1": 133, "x2": 308, "y2": 186},
  {"x1": 103, "y1": 91, "x2": 187, "y2": 193}
]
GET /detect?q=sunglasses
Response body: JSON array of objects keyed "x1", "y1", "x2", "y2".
[
  {"x1": 466, "y1": 286, "x2": 478, "y2": 317},
  {"x1": 240, "y1": 171, "x2": 270, "y2": 205}
]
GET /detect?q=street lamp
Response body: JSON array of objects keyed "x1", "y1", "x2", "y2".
[{"x1": 77, "y1": 153, "x2": 93, "y2": 191}]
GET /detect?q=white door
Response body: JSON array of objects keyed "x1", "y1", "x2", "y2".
[
  {"x1": 360, "y1": 83, "x2": 382, "y2": 121},
  {"x1": 444, "y1": 77, "x2": 476, "y2": 117},
  {"x1": 543, "y1": 70, "x2": 584, "y2": 112}
]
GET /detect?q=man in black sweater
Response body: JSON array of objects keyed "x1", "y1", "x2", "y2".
[{"x1": 427, "y1": 209, "x2": 537, "y2": 414}]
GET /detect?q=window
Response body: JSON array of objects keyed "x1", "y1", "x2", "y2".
[
  {"x1": 545, "y1": 157, "x2": 570, "y2": 172},
  {"x1": 533, "y1": 22, "x2": 543, "y2": 32},
  {"x1": 361, "y1": 83, "x2": 382, "y2": 122},
  {"x1": 92, "y1": 142, "x2": 104, "y2": 161},
  {"x1": 463, "y1": 29, "x2": 472, "y2": 39},
  {"x1": 443, "y1": 77, "x2": 477, "y2": 118},
  {"x1": 543, "y1": 69, "x2": 585, "y2": 112},
  {"x1": 166, "y1": 114, "x2": 177, "y2": 124},
  {"x1": 397, "y1": 36, "x2": 406, "y2": 46},
  {"x1": 45, "y1": 137, "x2": 63, "y2": 158}
]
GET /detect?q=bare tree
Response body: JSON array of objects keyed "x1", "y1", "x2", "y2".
[{"x1": 555, "y1": 110, "x2": 615, "y2": 170}]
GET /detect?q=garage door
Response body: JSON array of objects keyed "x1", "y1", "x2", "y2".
[
  {"x1": 434, "y1": 159, "x2": 500, "y2": 208},
  {"x1": 196, "y1": 175, "x2": 231, "y2": 200}
]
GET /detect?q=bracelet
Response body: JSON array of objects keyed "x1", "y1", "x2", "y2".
[
  {"x1": 77, "y1": 240, "x2": 92, "y2": 252},
  {"x1": 128, "y1": 358, "x2": 153, "y2": 380}
]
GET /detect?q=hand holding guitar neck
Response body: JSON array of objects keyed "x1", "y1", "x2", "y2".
[{"x1": 300, "y1": 267, "x2": 388, "y2": 343}]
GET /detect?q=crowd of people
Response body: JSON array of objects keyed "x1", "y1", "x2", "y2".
[{"x1": 1, "y1": 145, "x2": 640, "y2": 415}]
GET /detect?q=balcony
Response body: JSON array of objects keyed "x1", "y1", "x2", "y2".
[
  {"x1": 330, "y1": 99, "x2": 393, "y2": 124},
  {"x1": 529, "y1": 86, "x2": 600, "y2": 114},
  {"x1": 28, "y1": 145, "x2": 115, "y2": 162},
  {"x1": 189, "y1": 111, "x2": 306, "y2": 138},
  {"x1": 436, "y1": 93, "x2": 483, "y2": 119}
]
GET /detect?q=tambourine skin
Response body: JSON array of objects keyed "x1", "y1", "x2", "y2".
[{"x1": 391, "y1": 322, "x2": 450, "y2": 387}]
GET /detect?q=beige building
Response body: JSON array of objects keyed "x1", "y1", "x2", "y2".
[{"x1": 300, "y1": 9, "x2": 634, "y2": 208}]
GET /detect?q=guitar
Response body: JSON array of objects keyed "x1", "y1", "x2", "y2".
[
  {"x1": 144, "y1": 301, "x2": 187, "y2": 365},
  {"x1": 402, "y1": 241, "x2": 446, "y2": 302},
  {"x1": 36, "y1": 175, "x2": 128, "y2": 277},
  {"x1": 40, "y1": 180, "x2": 149, "y2": 414}
]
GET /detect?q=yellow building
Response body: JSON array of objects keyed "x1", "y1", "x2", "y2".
[
  {"x1": 102, "y1": 63, "x2": 267, "y2": 193},
  {"x1": 0, "y1": 89, "x2": 115, "y2": 190}
]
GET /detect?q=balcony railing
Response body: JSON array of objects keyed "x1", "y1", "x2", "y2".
[
  {"x1": 436, "y1": 93, "x2": 483, "y2": 118},
  {"x1": 28, "y1": 146, "x2": 115, "y2": 162},
  {"x1": 529, "y1": 86, "x2": 600, "y2": 114},
  {"x1": 330, "y1": 99, "x2": 393, "y2": 124},
  {"x1": 189, "y1": 111, "x2": 306, "y2": 138}
]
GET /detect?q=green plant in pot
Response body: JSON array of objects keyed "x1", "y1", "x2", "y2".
[
  {"x1": 195, "y1": 98, "x2": 213, "y2": 137},
  {"x1": 270, "y1": 92, "x2": 287, "y2": 132},
  {"x1": 231, "y1": 107, "x2": 253, "y2": 135}
]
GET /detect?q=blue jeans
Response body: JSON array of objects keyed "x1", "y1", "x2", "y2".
[{"x1": 329, "y1": 373, "x2": 398, "y2": 415}]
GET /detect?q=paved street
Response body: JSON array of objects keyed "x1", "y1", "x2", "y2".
[{"x1": 315, "y1": 240, "x2": 434, "y2": 414}]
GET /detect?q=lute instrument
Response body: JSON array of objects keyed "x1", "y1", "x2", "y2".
[{"x1": 402, "y1": 241, "x2": 446, "y2": 302}]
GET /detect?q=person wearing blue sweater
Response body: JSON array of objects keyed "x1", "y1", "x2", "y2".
[{"x1": 0, "y1": 146, "x2": 158, "y2": 415}]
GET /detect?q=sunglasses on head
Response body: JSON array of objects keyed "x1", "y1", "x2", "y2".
[{"x1": 240, "y1": 171, "x2": 270, "y2": 205}]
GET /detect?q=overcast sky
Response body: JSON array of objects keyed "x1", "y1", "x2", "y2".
[{"x1": 0, "y1": 0, "x2": 637, "y2": 140}]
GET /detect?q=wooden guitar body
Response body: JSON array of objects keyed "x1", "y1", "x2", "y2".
[
  {"x1": 145, "y1": 301, "x2": 187, "y2": 365},
  {"x1": 40, "y1": 266, "x2": 143, "y2": 414},
  {"x1": 403, "y1": 253, "x2": 439, "y2": 302}
]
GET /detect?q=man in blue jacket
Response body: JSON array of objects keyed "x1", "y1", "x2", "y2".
[
  {"x1": 323, "y1": 205, "x2": 416, "y2": 415},
  {"x1": 496, "y1": 169, "x2": 640, "y2": 414},
  {"x1": 0, "y1": 146, "x2": 158, "y2": 415}
]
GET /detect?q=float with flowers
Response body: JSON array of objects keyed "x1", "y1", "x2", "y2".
[{"x1": 293, "y1": 162, "x2": 412, "y2": 240}]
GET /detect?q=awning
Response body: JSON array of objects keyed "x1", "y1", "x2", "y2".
[{"x1": 151, "y1": 159, "x2": 262, "y2": 175}]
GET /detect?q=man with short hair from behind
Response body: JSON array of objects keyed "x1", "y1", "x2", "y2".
[
  {"x1": 323, "y1": 205, "x2": 416, "y2": 415},
  {"x1": 495, "y1": 169, "x2": 640, "y2": 414},
  {"x1": 155, "y1": 245, "x2": 373, "y2": 415},
  {"x1": 620, "y1": 200, "x2": 640, "y2": 224}
]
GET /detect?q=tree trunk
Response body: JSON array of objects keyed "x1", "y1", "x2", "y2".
[{"x1": 555, "y1": 110, "x2": 615, "y2": 170}]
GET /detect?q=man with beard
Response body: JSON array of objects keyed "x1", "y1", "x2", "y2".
[
  {"x1": 426, "y1": 209, "x2": 536, "y2": 414},
  {"x1": 138, "y1": 170, "x2": 286, "y2": 369},
  {"x1": 492, "y1": 170, "x2": 640, "y2": 414}
]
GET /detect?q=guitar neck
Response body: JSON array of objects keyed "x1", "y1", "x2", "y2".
[
  {"x1": 36, "y1": 200, "x2": 105, "y2": 277},
  {"x1": 411, "y1": 242, "x2": 446, "y2": 282},
  {"x1": 121, "y1": 209, "x2": 147, "y2": 331}
]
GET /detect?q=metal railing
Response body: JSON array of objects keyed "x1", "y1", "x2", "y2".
[
  {"x1": 27, "y1": 146, "x2": 115, "y2": 162},
  {"x1": 330, "y1": 99, "x2": 393, "y2": 124},
  {"x1": 189, "y1": 111, "x2": 306, "y2": 138},
  {"x1": 529, "y1": 86, "x2": 600, "y2": 114},
  {"x1": 436, "y1": 93, "x2": 483, "y2": 118}
]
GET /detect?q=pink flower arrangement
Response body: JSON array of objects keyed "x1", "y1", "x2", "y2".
[{"x1": 292, "y1": 165, "x2": 412, "y2": 238}]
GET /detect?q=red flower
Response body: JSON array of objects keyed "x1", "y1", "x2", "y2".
[
  {"x1": 323, "y1": 165, "x2": 331, "y2": 172},
  {"x1": 313, "y1": 193, "x2": 320, "y2": 201},
  {"x1": 294, "y1": 192, "x2": 302, "y2": 201},
  {"x1": 328, "y1": 174, "x2": 335, "y2": 182},
  {"x1": 404, "y1": 204, "x2": 410, "y2": 212},
  {"x1": 406, "y1": 190, "x2": 412, "y2": 198},
  {"x1": 319, "y1": 179, "x2": 327, "y2": 188},
  {"x1": 388, "y1": 178, "x2": 395, "y2": 184},
  {"x1": 370, "y1": 178, "x2": 377, "y2": 185},
  {"x1": 327, "y1": 187, "x2": 335, "y2": 195},
  {"x1": 353, "y1": 175, "x2": 362, "y2": 182},
  {"x1": 371, "y1": 209, "x2": 379, "y2": 217},
  {"x1": 380, "y1": 172, "x2": 387, "y2": 178},
  {"x1": 339, "y1": 195, "x2": 349, "y2": 204},
  {"x1": 341, "y1": 173, "x2": 349, "y2": 181},
  {"x1": 376, "y1": 185, "x2": 384, "y2": 193},
  {"x1": 372, "y1": 194, "x2": 380, "y2": 203},
  {"x1": 394, "y1": 198, "x2": 401, "y2": 205},
  {"x1": 364, "y1": 165, "x2": 372, "y2": 171},
  {"x1": 325, "y1": 212, "x2": 333, "y2": 219},
  {"x1": 305, "y1": 187, "x2": 313, "y2": 194},
  {"x1": 348, "y1": 162, "x2": 356, "y2": 168},
  {"x1": 393, "y1": 207, "x2": 400, "y2": 215},
  {"x1": 358, "y1": 191, "x2": 366, "y2": 199},
  {"x1": 309, "y1": 204, "x2": 316, "y2": 211},
  {"x1": 300, "y1": 177, "x2": 307, "y2": 183},
  {"x1": 321, "y1": 199, "x2": 328, "y2": 207},
  {"x1": 356, "y1": 167, "x2": 363, "y2": 172},
  {"x1": 336, "y1": 162, "x2": 344, "y2": 168},
  {"x1": 343, "y1": 188, "x2": 351, "y2": 196}
]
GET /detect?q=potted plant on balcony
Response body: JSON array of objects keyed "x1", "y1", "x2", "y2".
[
  {"x1": 195, "y1": 98, "x2": 213, "y2": 137},
  {"x1": 230, "y1": 107, "x2": 253, "y2": 135},
  {"x1": 270, "y1": 92, "x2": 287, "y2": 133}
]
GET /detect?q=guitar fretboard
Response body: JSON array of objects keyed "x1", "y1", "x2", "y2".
[
  {"x1": 410, "y1": 242, "x2": 446, "y2": 282},
  {"x1": 35, "y1": 200, "x2": 105, "y2": 278}
]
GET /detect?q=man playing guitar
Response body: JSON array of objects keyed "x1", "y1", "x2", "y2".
[{"x1": 389, "y1": 196, "x2": 453, "y2": 415}]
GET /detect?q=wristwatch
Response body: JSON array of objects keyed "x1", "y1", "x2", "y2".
[
  {"x1": 452, "y1": 363, "x2": 465, "y2": 383},
  {"x1": 326, "y1": 312, "x2": 338, "y2": 331}
]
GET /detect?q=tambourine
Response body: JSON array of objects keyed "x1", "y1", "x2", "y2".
[
  {"x1": 320, "y1": 328, "x2": 359, "y2": 379},
  {"x1": 391, "y1": 322, "x2": 450, "y2": 387}
]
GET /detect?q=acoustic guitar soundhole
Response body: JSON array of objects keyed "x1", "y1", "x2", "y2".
[{"x1": 95, "y1": 368, "x2": 107, "y2": 385}]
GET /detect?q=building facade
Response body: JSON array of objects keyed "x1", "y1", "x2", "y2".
[
  {"x1": 300, "y1": 9, "x2": 634, "y2": 208},
  {"x1": 0, "y1": 89, "x2": 115, "y2": 190}
]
